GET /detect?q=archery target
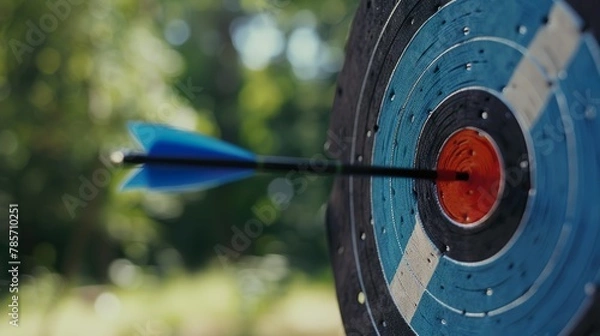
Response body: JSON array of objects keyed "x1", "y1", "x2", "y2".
[{"x1": 326, "y1": 0, "x2": 600, "y2": 335}]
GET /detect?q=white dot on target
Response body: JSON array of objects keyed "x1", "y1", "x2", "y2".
[{"x1": 357, "y1": 291, "x2": 366, "y2": 304}]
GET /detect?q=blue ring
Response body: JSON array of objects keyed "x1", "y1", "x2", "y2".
[{"x1": 372, "y1": 0, "x2": 600, "y2": 334}]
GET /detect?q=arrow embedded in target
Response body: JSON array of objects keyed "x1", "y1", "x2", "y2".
[{"x1": 112, "y1": 122, "x2": 468, "y2": 192}]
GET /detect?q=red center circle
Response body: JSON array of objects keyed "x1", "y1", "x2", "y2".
[{"x1": 436, "y1": 128, "x2": 503, "y2": 225}]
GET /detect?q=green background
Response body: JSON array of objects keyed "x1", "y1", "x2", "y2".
[{"x1": 0, "y1": 0, "x2": 357, "y2": 334}]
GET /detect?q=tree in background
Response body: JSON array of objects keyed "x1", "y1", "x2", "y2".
[{"x1": 1, "y1": 0, "x2": 355, "y2": 300}]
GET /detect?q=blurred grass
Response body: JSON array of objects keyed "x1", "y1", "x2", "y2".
[{"x1": 0, "y1": 267, "x2": 343, "y2": 336}]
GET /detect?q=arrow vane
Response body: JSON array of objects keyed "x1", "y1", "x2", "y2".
[{"x1": 114, "y1": 122, "x2": 468, "y2": 192}]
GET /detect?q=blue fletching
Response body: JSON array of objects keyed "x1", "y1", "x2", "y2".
[{"x1": 122, "y1": 122, "x2": 256, "y2": 192}]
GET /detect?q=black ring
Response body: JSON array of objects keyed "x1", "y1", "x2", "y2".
[{"x1": 415, "y1": 89, "x2": 531, "y2": 262}]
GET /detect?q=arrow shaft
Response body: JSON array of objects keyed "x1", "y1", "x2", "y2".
[{"x1": 122, "y1": 154, "x2": 468, "y2": 181}]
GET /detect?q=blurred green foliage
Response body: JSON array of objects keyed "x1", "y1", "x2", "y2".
[{"x1": 0, "y1": 0, "x2": 356, "y2": 334}]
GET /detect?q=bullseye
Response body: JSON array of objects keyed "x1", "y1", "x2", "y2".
[{"x1": 436, "y1": 128, "x2": 503, "y2": 226}]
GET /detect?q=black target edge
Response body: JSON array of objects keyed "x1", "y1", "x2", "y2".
[{"x1": 326, "y1": 1, "x2": 450, "y2": 335}]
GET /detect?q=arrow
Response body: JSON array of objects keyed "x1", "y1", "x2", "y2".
[{"x1": 114, "y1": 122, "x2": 468, "y2": 192}]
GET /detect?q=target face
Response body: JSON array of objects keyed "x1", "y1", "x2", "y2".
[{"x1": 326, "y1": 0, "x2": 600, "y2": 335}]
